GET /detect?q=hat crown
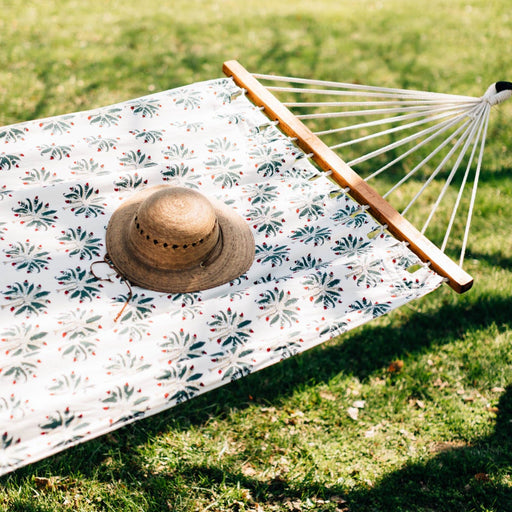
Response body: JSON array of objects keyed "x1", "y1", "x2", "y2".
[{"x1": 128, "y1": 187, "x2": 220, "y2": 270}]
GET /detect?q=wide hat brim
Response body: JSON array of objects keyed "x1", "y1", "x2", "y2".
[{"x1": 106, "y1": 187, "x2": 255, "y2": 293}]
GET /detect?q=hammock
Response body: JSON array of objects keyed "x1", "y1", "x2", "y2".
[{"x1": 0, "y1": 61, "x2": 507, "y2": 476}]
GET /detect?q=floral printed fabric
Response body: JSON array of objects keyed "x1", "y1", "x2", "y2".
[{"x1": 0, "y1": 78, "x2": 443, "y2": 475}]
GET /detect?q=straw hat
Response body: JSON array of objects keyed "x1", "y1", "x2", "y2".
[{"x1": 105, "y1": 185, "x2": 255, "y2": 293}]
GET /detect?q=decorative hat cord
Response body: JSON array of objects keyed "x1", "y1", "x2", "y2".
[{"x1": 90, "y1": 253, "x2": 133, "y2": 322}]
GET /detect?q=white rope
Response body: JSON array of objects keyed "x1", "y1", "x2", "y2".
[
  {"x1": 252, "y1": 72, "x2": 477, "y2": 101},
  {"x1": 251, "y1": 72, "x2": 510, "y2": 267},
  {"x1": 315, "y1": 102, "x2": 473, "y2": 138},
  {"x1": 441, "y1": 108, "x2": 485, "y2": 252},
  {"x1": 326, "y1": 105, "x2": 474, "y2": 150},
  {"x1": 295, "y1": 102, "x2": 476, "y2": 120},
  {"x1": 421, "y1": 103, "x2": 487, "y2": 235},
  {"x1": 459, "y1": 104, "x2": 491, "y2": 266},
  {"x1": 356, "y1": 109, "x2": 473, "y2": 172},
  {"x1": 401, "y1": 109, "x2": 484, "y2": 216},
  {"x1": 284, "y1": 98, "x2": 478, "y2": 108},
  {"x1": 264, "y1": 85, "x2": 477, "y2": 102},
  {"x1": 383, "y1": 117, "x2": 473, "y2": 199},
  {"x1": 354, "y1": 204, "x2": 370, "y2": 214}
]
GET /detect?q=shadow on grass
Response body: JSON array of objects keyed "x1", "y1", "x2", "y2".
[
  {"x1": 464, "y1": 248, "x2": 512, "y2": 271},
  {"x1": 2, "y1": 293, "x2": 511, "y2": 510},
  {"x1": 132, "y1": 387, "x2": 512, "y2": 512},
  {"x1": 149, "y1": 386, "x2": 512, "y2": 512},
  {"x1": 342, "y1": 385, "x2": 512, "y2": 511},
  {"x1": 10, "y1": 388, "x2": 511, "y2": 512}
]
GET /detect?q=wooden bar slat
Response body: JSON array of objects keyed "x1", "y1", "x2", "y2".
[{"x1": 223, "y1": 59, "x2": 473, "y2": 293}]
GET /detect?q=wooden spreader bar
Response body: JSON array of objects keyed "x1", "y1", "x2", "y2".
[{"x1": 223, "y1": 60, "x2": 473, "y2": 293}]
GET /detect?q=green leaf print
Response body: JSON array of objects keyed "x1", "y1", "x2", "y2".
[
  {"x1": 208, "y1": 308, "x2": 253, "y2": 347},
  {"x1": 163, "y1": 143, "x2": 196, "y2": 160},
  {"x1": 87, "y1": 107, "x2": 122, "y2": 127},
  {"x1": 294, "y1": 194, "x2": 325, "y2": 221},
  {"x1": 130, "y1": 129, "x2": 164, "y2": 144},
  {"x1": 39, "y1": 408, "x2": 90, "y2": 447},
  {"x1": 157, "y1": 365, "x2": 202, "y2": 404},
  {"x1": 56, "y1": 266, "x2": 102, "y2": 301},
  {"x1": 159, "y1": 329, "x2": 206, "y2": 363},
  {"x1": 2, "y1": 361, "x2": 37, "y2": 383},
  {"x1": 0, "y1": 127, "x2": 26, "y2": 143},
  {"x1": 255, "y1": 243, "x2": 290, "y2": 267},
  {"x1": 118, "y1": 149, "x2": 157, "y2": 169},
  {"x1": 105, "y1": 353, "x2": 151, "y2": 374},
  {"x1": 247, "y1": 205, "x2": 285, "y2": 237},
  {"x1": 70, "y1": 158, "x2": 108, "y2": 176},
  {"x1": 61, "y1": 338, "x2": 97, "y2": 362},
  {"x1": 39, "y1": 143, "x2": 72, "y2": 160},
  {"x1": 12, "y1": 196, "x2": 58, "y2": 230},
  {"x1": 246, "y1": 183, "x2": 279, "y2": 205},
  {"x1": 57, "y1": 310, "x2": 102, "y2": 340},
  {"x1": 1, "y1": 432, "x2": 21, "y2": 452},
  {"x1": 22, "y1": 168, "x2": 62, "y2": 185},
  {"x1": 210, "y1": 346, "x2": 255, "y2": 381},
  {"x1": 319, "y1": 320, "x2": 348, "y2": 337},
  {"x1": 205, "y1": 155, "x2": 242, "y2": 188},
  {"x1": 2, "y1": 280, "x2": 50, "y2": 317},
  {"x1": 206, "y1": 137, "x2": 237, "y2": 153},
  {"x1": 332, "y1": 234, "x2": 372, "y2": 257},
  {"x1": 85, "y1": 136, "x2": 119, "y2": 152},
  {"x1": 290, "y1": 254, "x2": 324, "y2": 272},
  {"x1": 161, "y1": 163, "x2": 201, "y2": 188},
  {"x1": 169, "y1": 89, "x2": 203, "y2": 109},
  {"x1": 303, "y1": 272, "x2": 343, "y2": 309},
  {"x1": 257, "y1": 287, "x2": 299, "y2": 328},
  {"x1": 4, "y1": 241, "x2": 51, "y2": 273},
  {"x1": 40, "y1": 116, "x2": 74, "y2": 135},
  {"x1": 349, "y1": 297, "x2": 391, "y2": 318},
  {"x1": 63, "y1": 183, "x2": 106, "y2": 218},
  {"x1": 331, "y1": 203, "x2": 368, "y2": 228},
  {"x1": 0, "y1": 185, "x2": 12, "y2": 201},
  {"x1": 113, "y1": 173, "x2": 148, "y2": 191},
  {"x1": 115, "y1": 293, "x2": 154, "y2": 322},
  {"x1": 0, "y1": 153, "x2": 22, "y2": 170},
  {"x1": 128, "y1": 98, "x2": 162, "y2": 118},
  {"x1": 346, "y1": 257, "x2": 384, "y2": 288},
  {"x1": 291, "y1": 225, "x2": 332, "y2": 246},
  {"x1": 48, "y1": 372, "x2": 92, "y2": 395},
  {"x1": 1, "y1": 323, "x2": 48, "y2": 358},
  {"x1": 249, "y1": 146, "x2": 284, "y2": 177},
  {"x1": 58, "y1": 226, "x2": 103, "y2": 260}
]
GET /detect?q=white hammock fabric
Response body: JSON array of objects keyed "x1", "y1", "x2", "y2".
[{"x1": 0, "y1": 77, "x2": 443, "y2": 476}]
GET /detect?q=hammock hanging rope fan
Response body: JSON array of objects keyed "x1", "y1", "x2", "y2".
[
  {"x1": 223, "y1": 61, "x2": 512, "y2": 291},
  {"x1": 0, "y1": 61, "x2": 509, "y2": 476}
]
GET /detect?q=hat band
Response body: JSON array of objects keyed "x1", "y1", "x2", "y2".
[
  {"x1": 200, "y1": 225, "x2": 224, "y2": 268},
  {"x1": 128, "y1": 215, "x2": 221, "y2": 271}
]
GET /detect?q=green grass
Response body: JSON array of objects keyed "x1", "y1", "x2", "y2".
[{"x1": 1, "y1": 0, "x2": 512, "y2": 510}]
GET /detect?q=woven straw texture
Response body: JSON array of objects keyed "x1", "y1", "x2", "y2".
[{"x1": 106, "y1": 185, "x2": 255, "y2": 292}]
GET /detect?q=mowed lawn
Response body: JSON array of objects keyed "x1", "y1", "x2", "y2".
[{"x1": 1, "y1": 1, "x2": 511, "y2": 511}]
